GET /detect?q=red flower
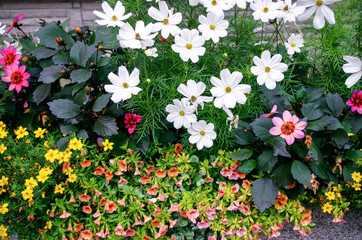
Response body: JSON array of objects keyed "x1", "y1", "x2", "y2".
[
  {"x1": 124, "y1": 113, "x2": 142, "y2": 134},
  {"x1": 0, "y1": 46, "x2": 22, "y2": 68},
  {"x1": 2, "y1": 64, "x2": 30, "y2": 93},
  {"x1": 347, "y1": 91, "x2": 362, "y2": 114},
  {"x1": 6, "y1": 13, "x2": 24, "y2": 34}
]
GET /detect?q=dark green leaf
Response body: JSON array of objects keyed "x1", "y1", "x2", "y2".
[
  {"x1": 291, "y1": 160, "x2": 312, "y2": 188},
  {"x1": 71, "y1": 82, "x2": 86, "y2": 96},
  {"x1": 18, "y1": 114, "x2": 33, "y2": 128},
  {"x1": 52, "y1": 52, "x2": 70, "y2": 65},
  {"x1": 235, "y1": 128, "x2": 255, "y2": 145},
  {"x1": 77, "y1": 130, "x2": 89, "y2": 139},
  {"x1": 48, "y1": 99, "x2": 80, "y2": 119},
  {"x1": 301, "y1": 102, "x2": 323, "y2": 120},
  {"x1": 19, "y1": 38, "x2": 36, "y2": 52},
  {"x1": 326, "y1": 92, "x2": 344, "y2": 117},
  {"x1": 307, "y1": 117, "x2": 329, "y2": 131},
  {"x1": 98, "y1": 57, "x2": 111, "y2": 67},
  {"x1": 265, "y1": 136, "x2": 291, "y2": 157},
  {"x1": 56, "y1": 136, "x2": 70, "y2": 151},
  {"x1": 92, "y1": 94, "x2": 111, "y2": 112},
  {"x1": 38, "y1": 65, "x2": 62, "y2": 83},
  {"x1": 229, "y1": 149, "x2": 253, "y2": 161},
  {"x1": 29, "y1": 47, "x2": 58, "y2": 60},
  {"x1": 331, "y1": 130, "x2": 349, "y2": 149},
  {"x1": 257, "y1": 150, "x2": 278, "y2": 171},
  {"x1": 250, "y1": 117, "x2": 274, "y2": 140},
  {"x1": 325, "y1": 116, "x2": 344, "y2": 131},
  {"x1": 35, "y1": 24, "x2": 75, "y2": 49},
  {"x1": 70, "y1": 41, "x2": 93, "y2": 67},
  {"x1": 343, "y1": 165, "x2": 360, "y2": 183},
  {"x1": 345, "y1": 149, "x2": 362, "y2": 161},
  {"x1": 309, "y1": 162, "x2": 329, "y2": 180},
  {"x1": 105, "y1": 104, "x2": 124, "y2": 118},
  {"x1": 158, "y1": 131, "x2": 177, "y2": 144},
  {"x1": 304, "y1": 88, "x2": 325, "y2": 103},
  {"x1": 95, "y1": 26, "x2": 119, "y2": 49},
  {"x1": 93, "y1": 116, "x2": 118, "y2": 136},
  {"x1": 252, "y1": 178, "x2": 278, "y2": 213},
  {"x1": 73, "y1": 90, "x2": 89, "y2": 106},
  {"x1": 308, "y1": 143, "x2": 323, "y2": 164},
  {"x1": 32, "y1": 83, "x2": 51, "y2": 105},
  {"x1": 271, "y1": 164, "x2": 293, "y2": 187},
  {"x1": 348, "y1": 115, "x2": 362, "y2": 134},
  {"x1": 135, "y1": 134, "x2": 150, "y2": 155},
  {"x1": 237, "y1": 160, "x2": 256, "y2": 174},
  {"x1": 60, "y1": 125, "x2": 77, "y2": 134}
]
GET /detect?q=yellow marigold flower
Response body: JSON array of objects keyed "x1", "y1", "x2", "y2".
[
  {"x1": 322, "y1": 202, "x2": 333, "y2": 214},
  {"x1": 102, "y1": 139, "x2": 114, "y2": 151},
  {"x1": 44, "y1": 221, "x2": 52, "y2": 229},
  {"x1": 352, "y1": 172, "x2": 361, "y2": 183},
  {"x1": 44, "y1": 141, "x2": 50, "y2": 148},
  {"x1": 0, "y1": 121, "x2": 6, "y2": 129},
  {"x1": 58, "y1": 151, "x2": 71, "y2": 164},
  {"x1": 0, "y1": 224, "x2": 8, "y2": 238},
  {"x1": 0, "y1": 144, "x2": 6, "y2": 154},
  {"x1": 347, "y1": 133, "x2": 354, "y2": 136},
  {"x1": 36, "y1": 174, "x2": 49, "y2": 183},
  {"x1": 10, "y1": 192, "x2": 15, "y2": 197},
  {"x1": 28, "y1": 199, "x2": 35, "y2": 207},
  {"x1": 67, "y1": 173, "x2": 77, "y2": 183},
  {"x1": 0, "y1": 203, "x2": 9, "y2": 214},
  {"x1": 24, "y1": 177, "x2": 38, "y2": 189},
  {"x1": 21, "y1": 188, "x2": 33, "y2": 200},
  {"x1": 45, "y1": 149, "x2": 60, "y2": 163},
  {"x1": 6, "y1": 156, "x2": 10, "y2": 160},
  {"x1": 0, "y1": 188, "x2": 5, "y2": 194},
  {"x1": 64, "y1": 167, "x2": 73, "y2": 175},
  {"x1": 54, "y1": 183, "x2": 65, "y2": 194},
  {"x1": 0, "y1": 129, "x2": 8, "y2": 139},
  {"x1": 353, "y1": 182, "x2": 361, "y2": 191},
  {"x1": 14, "y1": 126, "x2": 29, "y2": 139},
  {"x1": 325, "y1": 191, "x2": 336, "y2": 201},
  {"x1": 34, "y1": 127, "x2": 46, "y2": 138},
  {"x1": 68, "y1": 138, "x2": 83, "y2": 151},
  {"x1": 0, "y1": 176, "x2": 8, "y2": 187}
]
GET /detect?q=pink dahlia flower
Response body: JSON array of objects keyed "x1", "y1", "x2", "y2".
[
  {"x1": 124, "y1": 113, "x2": 142, "y2": 134},
  {"x1": 346, "y1": 91, "x2": 362, "y2": 114},
  {"x1": 2, "y1": 64, "x2": 30, "y2": 93},
  {"x1": 269, "y1": 110, "x2": 307, "y2": 145},
  {"x1": 6, "y1": 13, "x2": 24, "y2": 34},
  {"x1": 0, "y1": 46, "x2": 22, "y2": 68}
]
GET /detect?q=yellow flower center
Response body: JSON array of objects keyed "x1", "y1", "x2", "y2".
[
  {"x1": 191, "y1": 96, "x2": 197, "y2": 102},
  {"x1": 282, "y1": 122, "x2": 295, "y2": 134},
  {"x1": 179, "y1": 110, "x2": 185, "y2": 116},
  {"x1": 135, "y1": 33, "x2": 141, "y2": 40},
  {"x1": 123, "y1": 83, "x2": 129, "y2": 88},
  {"x1": 225, "y1": 87, "x2": 231, "y2": 93},
  {"x1": 163, "y1": 18, "x2": 168, "y2": 24},
  {"x1": 212, "y1": 0, "x2": 217, "y2": 5},
  {"x1": 186, "y1": 43, "x2": 192, "y2": 49},
  {"x1": 210, "y1": 24, "x2": 216, "y2": 30},
  {"x1": 283, "y1": 5, "x2": 289, "y2": 11},
  {"x1": 316, "y1": 0, "x2": 323, "y2": 6},
  {"x1": 291, "y1": 43, "x2": 296, "y2": 47},
  {"x1": 112, "y1": 15, "x2": 117, "y2": 21},
  {"x1": 200, "y1": 130, "x2": 205, "y2": 136},
  {"x1": 263, "y1": 7, "x2": 269, "y2": 12},
  {"x1": 265, "y1": 67, "x2": 271, "y2": 72}
]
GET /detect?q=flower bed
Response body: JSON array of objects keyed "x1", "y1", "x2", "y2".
[{"x1": 0, "y1": 0, "x2": 361, "y2": 239}]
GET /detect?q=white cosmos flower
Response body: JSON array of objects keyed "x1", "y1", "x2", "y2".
[
  {"x1": 177, "y1": 80, "x2": 213, "y2": 111},
  {"x1": 148, "y1": 1, "x2": 182, "y2": 39},
  {"x1": 188, "y1": 120, "x2": 217, "y2": 150},
  {"x1": 342, "y1": 56, "x2": 362, "y2": 88},
  {"x1": 117, "y1": 21, "x2": 157, "y2": 50},
  {"x1": 250, "y1": 0, "x2": 283, "y2": 23},
  {"x1": 201, "y1": 0, "x2": 233, "y2": 13},
  {"x1": 298, "y1": 0, "x2": 341, "y2": 29},
  {"x1": 166, "y1": 99, "x2": 197, "y2": 129},
  {"x1": 279, "y1": 0, "x2": 305, "y2": 23},
  {"x1": 0, "y1": 22, "x2": 6, "y2": 35},
  {"x1": 190, "y1": 0, "x2": 200, "y2": 6},
  {"x1": 105, "y1": 66, "x2": 142, "y2": 103},
  {"x1": 147, "y1": 0, "x2": 161, "y2": 2},
  {"x1": 198, "y1": 11, "x2": 229, "y2": 43},
  {"x1": 250, "y1": 50, "x2": 288, "y2": 90},
  {"x1": 93, "y1": 1, "x2": 132, "y2": 28},
  {"x1": 285, "y1": 34, "x2": 304, "y2": 56},
  {"x1": 144, "y1": 48, "x2": 158, "y2": 57},
  {"x1": 210, "y1": 69, "x2": 251, "y2": 108},
  {"x1": 171, "y1": 29, "x2": 206, "y2": 63},
  {"x1": 223, "y1": 106, "x2": 239, "y2": 131},
  {"x1": 230, "y1": 0, "x2": 249, "y2": 9}
]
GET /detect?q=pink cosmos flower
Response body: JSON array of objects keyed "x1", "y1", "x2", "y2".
[
  {"x1": 0, "y1": 46, "x2": 22, "y2": 68},
  {"x1": 269, "y1": 110, "x2": 307, "y2": 145},
  {"x1": 197, "y1": 220, "x2": 212, "y2": 229},
  {"x1": 124, "y1": 113, "x2": 142, "y2": 134},
  {"x1": 2, "y1": 64, "x2": 30, "y2": 93},
  {"x1": 346, "y1": 91, "x2": 362, "y2": 114},
  {"x1": 261, "y1": 104, "x2": 278, "y2": 118},
  {"x1": 6, "y1": 13, "x2": 24, "y2": 34}
]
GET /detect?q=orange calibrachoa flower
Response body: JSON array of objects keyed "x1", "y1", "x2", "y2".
[
  {"x1": 78, "y1": 194, "x2": 91, "y2": 202},
  {"x1": 140, "y1": 175, "x2": 152, "y2": 184},
  {"x1": 174, "y1": 143, "x2": 183, "y2": 154},
  {"x1": 105, "y1": 201, "x2": 117, "y2": 213},
  {"x1": 74, "y1": 223, "x2": 84, "y2": 232},
  {"x1": 152, "y1": 219, "x2": 161, "y2": 228},
  {"x1": 105, "y1": 171, "x2": 114, "y2": 180},
  {"x1": 99, "y1": 198, "x2": 108, "y2": 207},
  {"x1": 81, "y1": 229, "x2": 93, "y2": 239},
  {"x1": 274, "y1": 193, "x2": 288, "y2": 210},
  {"x1": 147, "y1": 166, "x2": 155, "y2": 173},
  {"x1": 94, "y1": 166, "x2": 105, "y2": 175},
  {"x1": 117, "y1": 160, "x2": 127, "y2": 172},
  {"x1": 83, "y1": 206, "x2": 92, "y2": 214},
  {"x1": 155, "y1": 169, "x2": 166, "y2": 178},
  {"x1": 301, "y1": 210, "x2": 312, "y2": 226},
  {"x1": 168, "y1": 167, "x2": 179, "y2": 179},
  {"x1": 80, "y1": 159, "x2": 91, "y2": 168}
]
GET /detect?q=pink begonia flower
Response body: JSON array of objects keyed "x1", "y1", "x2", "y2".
[
  {"x1": 124, "y1": 113, "x2": 142, "y2": 134},
  {"x1": 346, "y1": 91, "x2": 362, "y2": 114},
  {"x1": 236, "y1": 228, "x2": 247, "y2": 237},
  {"x1": 2, "y1": 64, "x2": 30, "y2": 93},
  {"x1": 269, "y1": 110, "x2": 307, "y2": 145},
  {"x1": 197, "y1": 220, "x2": 212, "y2": 229},
  {"x1": 6, "y1": 13, "x2": 24, "y2": 34},
  {"x1": 0, "y1": 46, "x2": 22, "y2": 68},
  {"x1": 260, "y1": 104, "x2": 278, "y2": 118}
]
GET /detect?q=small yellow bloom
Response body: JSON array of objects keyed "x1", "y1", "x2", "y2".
[
  {"x1": 325, "y1": 191, "x2": 336, "y2": 201},
  {"x1": 67, "y1": 173, "x2": 77, "y2": 183},
  {"x1": 25, "y1": 177, "x2": 38, "y2": 189},
  {"x1": 352, "y1": 182, "x2": 361, "y2": 191},
  {"x1": 10, "y1": 192, "x2": 15, "y2": 197},
  {"x1": 36, "y1": 174, "x2": 49, "y2": 183},
  {"x1": 0, "y1": 129, "x2": 8, "y2": 139},
  {"x1": 102, "y1": 139, "x2": 114, "y2": 151},
  {"x1": 14, "y1": 126, "x2": 29, "y2": 139},
  {"x1": 44, "y1": 141, "x2": 50, "y2": 148},
  {"x1": 34, "y1": 127, "x2": 46, "y2": 138},
  {"x1": 0, "y1": 144, "x2": 6, "y2": 154},
  {"x1": 0, "y1": 176, "x2": 9, "y2": 187},
  {"x1": 44, "y1": 221, "x2": 52, "y2": 229},
  {"x1": 347, "y1": 133, "x2": 354, "y2": 136},
  {"x1": 54, "y1": 183, "x2": 65, "y2": 194},
  {"x1": 322, "y1": 202, "x2": 333, "y2": 214},
  {"x1": 0, "y1": 224, "x2": 8, "y2": 238},
  {"x1": 0, "y1": 121, "x2": 6, "y2": 129},
  {"x1": 64, "y1": 167, "x2": 73, "y2": 175},
  {"x1": 45, "y1": 149, "x2": 60, "y2": 163},
  {"x1": 68, "y1": 138, "x2": 83, "y2": 151},
  {"x1": 351, "y1": 172, "x2": 361, "y2": 183},
  {"x1": 21, "y1": 188, "x2": 33, "y2": 200},
  {"x1": 28, "y1": 199, "x2": 35, "y2": 207},
  {"x1": 0, "y1": 203, "x2": 9, "y2": 214}
]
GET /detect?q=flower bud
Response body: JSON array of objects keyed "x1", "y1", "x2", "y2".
[
  {"x1": 75, "y1": 27, "x2": 83, "y2": 36},
  {"x1": 60, "y1": 69, "x2": 67, "y2": 75},
  {"x1": 55, "y1": 37, "x2": 64, "y2": 46},
  {"x1": 98, "y1": 45, "x2": 104, "y2": 51},
  {"x1": 22, "y1": 56, "x2": 29, "y2": 62},
  {"x1": 84, "y1": 86, "x2": 91, "y2": 95}
]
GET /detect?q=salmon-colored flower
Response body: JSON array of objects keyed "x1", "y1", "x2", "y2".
[
  {"x1": 78, "y1": 194, "x2": 90, "y2": 202},
  {"x1": 301, "y1": 210, "x2": 312, "y2": 226},
  {"x1": 80, "y1": 159, "x2": 91, "y2": 168},
  {"x1": 168, "y1": 167, "x2": 179, "y2": 179},
  {"x1": 117, "y1": 160, "x2": 128, "y2": 172},
  {"x1": 59, "y1": 210, "x2": 71, "y2": 218},
  {"x1": 0, "y1": 46, "x2": 22, "y2": 68},
  {"x1": 93, "y1": 210, "x2": 101, "y2": 218},
  {"x1": 81, "y1": 229, "x2": 93, "y2": 239},
  {"x1": 147, "y1": 187, "x2": 159, "y2": 196},
  {"x1": 304, "y1": 135, "x2": 313, "y2": 149},
  {"x1": 94, "y1": 216, "x2": 101, "y2": 225},
  {"x1": 205, "y1": 208, "x2": 217, "y2": 220},
  {"x1": 74, "y1": 223, "x2": 83, "y2": 232},
  {"x1": 67, "y1": 222, "x2": 73, "y2": 232},
  {"x1": 220, "y1": 168, "x2": 232, "y2": 177},
  {"x1": 105, "y1": 200, "x2": 117, "y2": 213},
  {"x1": 174, "y1": 143, "x2": 183, "y2": 154},
  {"x1": 204, "y1": 176, "x2": 214, "y2": 183},
  {"x1": 2, "y1": 64, "x2": 30, "y2": 93},
  {"x1": 186, "y1": 209, "x2": 199, "y2": 224},
  {"x1": 251, "y1": 223, "x2": 263, "y2": 233},
  {"x1": 332, "y1": 216, "x2": 347, "y2": 223},
  {"x1": 155, "y1": 169, "x2": 166, "y2": 178},
  {"x1": 125, "y1": 229, "x2": 136, "y2": 236},
  {"x1": 99, "y1": 198, "x2": 108, "y2": 206},
  {"x1": 235, "y1": 170, "x2": 246, "y2": 179},
  {"x1": 170, "y1": 219, "x2": 178, "y2": 228},
  {"x1": 347, "y1": 91, "x2": 362, "y2": 114},
  {"x1": 168, "y1": 202, "x2": 180, "y2": 213},
  {"x1": 94, "y1": 166, "x2": 105, "y2": 175},
  {"x1": 242, "y1": 180, "x2": 250, "y2": 190},
  {"x1": 105, "y1": 171, "x2": 114, "y2": 180},
  {"x1": 82, "y1": 206, "x2": 92, "y2": 214},
  {"x1": 147, "y1": 166, "x2": 155, "y2": 173},
  {"x1": 236, "y1": 227, "x2": 247, "y2": 237},
  {"x1": 153, "y1": 207, "x2": 163, "y2": 217},
  {"x1": 118, "y1": 177, "x2": 128, "y2": 187},
  {"x1": 114, "y1": 223, "x2": 125, "y2": 236},
  {"x1": 96, "y1": 229, "x2": 106, "y2": 238},
  {"x1": 230, "y1": 184, "x2": 240, "y2": 194},
  {"x1": 274, "y1": 193, "x2": 288, "y2": 210},
  {"x1": 152, "y1": 219, "x2": 161, "y2": 228},
  {"x1": 197, "y1": 220, "x2": 211, "y2": 229},
  {"x1": 117, "y1": 198, "x2": 126, "y2": 207}
]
